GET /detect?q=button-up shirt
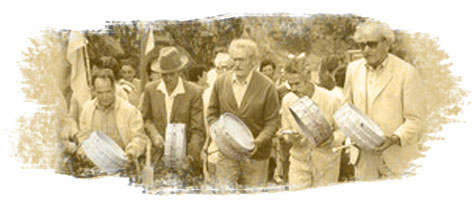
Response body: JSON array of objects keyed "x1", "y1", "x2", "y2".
[
  {"x1": 92, "y1": 101, "x2": 123, "y2": 149},
  {"x1": 156, "y1": 77, "x2": 186, "y2": 123},
  {"x1": 231, "y1": 70, "x2": 254, "y2": 108},
  {"x1": 365, "y1": 56, "x2": 389, "y2": 114}
]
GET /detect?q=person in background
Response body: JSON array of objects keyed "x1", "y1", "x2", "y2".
[
  {"x1": 259, "y1": 59, "x2": 276, "y2": 81},
  {"x1": 203, "y1": 52, "x2": 232, "y2": 187},
  {"x1": 207, "y1": 39, "x2": 280, "y2": 190},
  {"x1": 119, "y1": 64, "x2": 142, "y2": 107},
  {"x1": 188, "y1": 65, "x2": 209, "y2": 89},
  {"x1": 343, "y1": 21, "x2": 426, "y2": 180}
]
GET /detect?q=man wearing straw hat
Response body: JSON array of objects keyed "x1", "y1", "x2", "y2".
[
  {"x1": 280, "y1": 61, "x2": 345, "y2": 190},
  {"x1": 343, "y1": 21, "x2": 426, "y2": 180},
  {"x1": 140, "y1": 46, "x2": 205, "y2": 180},
  {"x1": 74, "y1": 68, "x2": 150, "y2": 174},
  {"x1": 207, "y1": 39, "x2": 280, "y2": 190}
]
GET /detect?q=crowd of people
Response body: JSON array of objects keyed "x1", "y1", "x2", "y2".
[{"x1": 58, "y1": 20, "x2": 425, "y2": 192}]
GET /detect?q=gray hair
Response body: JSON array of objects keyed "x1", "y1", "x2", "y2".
[
  {"x1": 228, "y1": 39, "x2": 259, "y2": 59},
  {"x1": 353, "y1": 21, "x2": 395, "y2": 44}
]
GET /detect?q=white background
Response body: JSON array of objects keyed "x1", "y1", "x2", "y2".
[{"x1": 0, "y1": 0, "x2": 471, "y2": 200}]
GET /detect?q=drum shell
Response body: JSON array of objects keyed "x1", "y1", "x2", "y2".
[
  {"x1": 81, "y1": 131, "x2": 127, "y2": 174},
  {"x1": 210, "y1": 113, "x2": 255, "y2": 160},
  {"x1": 288, "y1": 96, "x2": 333, "y2": 147},
  {"x1": 163, "y1": 124, "x2": 186, "y2": 169},
  {"x1": 334, "y1": 104, "x2": 385, "y2": 150}
]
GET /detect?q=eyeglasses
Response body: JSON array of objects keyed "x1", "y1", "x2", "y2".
[{"x1": 359, "y1": 38, "x2": 385, "y2": 49}]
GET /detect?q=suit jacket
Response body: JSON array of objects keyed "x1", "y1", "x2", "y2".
[
  {"x1": 78, "y1": 97, "x2": 149, "y2": 157},
  {"x1": 343, "y1": 53, "x2": 426, "y2": 176},
  {"x1": 207, "y1": 70, "x2": 281, "y2": 160},
  {"x1": 141, "y1": 79, "x2": 205, "y2": 166}
]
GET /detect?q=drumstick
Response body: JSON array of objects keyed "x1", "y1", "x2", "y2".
[
  {"x1": 134, "y1": 159, "x2": 140, "y2": 183},
  {"x1": 331, "y1": 144, "x2": 350, "y2": 152}
]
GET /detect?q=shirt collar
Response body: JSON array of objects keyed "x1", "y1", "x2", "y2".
[
  {"x1": 232, "y1": 69, "x2": 254, "y2": 85},
  {"x1": 93, "y1": 97, "x2": 118, "y2": 113},
  {"x1": 156, "y1": 76, "x2": 185, "y2": 98},
  {"x1": 365, "y1": 54, "x2": 389, "y2": 71}
]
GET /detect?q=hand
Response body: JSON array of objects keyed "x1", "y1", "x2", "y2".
[
  {"x1": 73, "y1": 129, "x2": 93, "y2": 145},
  {"x1": 180, "y1": 155, "x2": 194, "y2": 172},
  {"x1": 151, "y1": 136, "x2": 164, "y2": 152},
  {"x1": 63, "y1": 140, "x2": 78, "y2": 154},
  {"x1": 125, "y1": 145, "x2": 139, "y2": 161},
  {"x1": 375, "y1": 135, "x2": 400, "y2": 153},
  {"x1": 76, "y1": 146, "x2": 88, "y2": 161},
  {"x1": 249, "y1": 138, "x2": 263, "y2": 157},
  {"x1": 282, "y1": 131, "x2": 303, "y2": 145}
]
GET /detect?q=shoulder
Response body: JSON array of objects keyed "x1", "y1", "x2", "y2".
[
  {"x1": 214, "y1": 71, "x2": 231, "y2": 85},
  {"x1": 183, "y1": 80, "x2": 204, "y2": 96},
  {"x1": 144, "y1": 80, "x2": 160, "y2": 92},
  {"x1": 347, "y1": 58, "x2": 366, "y2": 72},
  {"x1": 387, "y1": 54, "x2": 419, "y2": 76},
  {"x1": 253, "y1": 71, "x2": 276, "y2": 90},
  {"x1": 116, "y1": 97, "x2": 140, "y2": 115},
  {"x1": 82, "y1": 98, "x2": 95, "y2": 110}
]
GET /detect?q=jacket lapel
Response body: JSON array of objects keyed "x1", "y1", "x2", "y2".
[
  {"x1": 154, "y1": 90, "x2": 167, "y2": 125},
  {"x1": 238, "y1": 71, "x2": 258, "y2": 112},
  {"x1": 370, "y1": 57, "x2": 394, "y2": 106},
  {"x1": 223, "y1": 72, "x2": 239, "y2": 110},
  {"x1": 170, "y1": 92, "x2": 184, "y2": 123},
  {"x1": 355, "y1": 63, "x2": 367, "y2": 113},
  {"x1": 113, "y1": 98, "x2": 128, "y2": 144}
]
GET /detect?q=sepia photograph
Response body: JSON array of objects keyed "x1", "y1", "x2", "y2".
[{"x1": 0, "y1": 1, "x2": 471, "y2": 200}]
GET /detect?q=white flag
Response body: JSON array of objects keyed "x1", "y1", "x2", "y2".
[
  {"x1": 145, "y1": 28, "x2": 155, "y2": 55},
  {"x1": 66, "y1": 31, "x2": 91, "y2": 106}
]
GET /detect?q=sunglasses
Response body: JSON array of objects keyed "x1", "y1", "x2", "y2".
[{"x1": 359, "y1": 38, "x2": 385, "y2": 49}]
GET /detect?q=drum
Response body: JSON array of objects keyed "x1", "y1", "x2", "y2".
[
  {"x1": 81, "y1": 130, "x2": 127, "y2": 174},
  {"x1": 289, "y1": 96, "x2": 333, "y2": 147},
  {"x1": 163, "y1": 123, "x2": 187, "y2": 169},
  {"x1": 210, "y1": 112, "x2": 255, "y2": 160},
  {"x1": 334, "y1": 103, "x2": 385, "y2": 150}
]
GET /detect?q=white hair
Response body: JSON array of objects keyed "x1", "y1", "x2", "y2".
[
  {"x1": 353, "y1": 20, "x2": 395, "y2": 43},
  {"x1": 228, "y1": 39, "x2": 259, "y2": 59},
  {"x1": 214, "y1": 52, "x2": 231, "y2": 67}
]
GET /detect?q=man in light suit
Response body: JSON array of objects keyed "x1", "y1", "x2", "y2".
[
  {"x1": 74, "y1": 68, "x2": 149, "y2": 176},
  {"x1": 343, "y1": 21, "x2": 426, "y2": 180},
  {"x1": 207, "y1": 39, "x2": 280, "y2": 190},
  {"x1": 140, "y1": 47, "x2": 205, "y2": 179}
]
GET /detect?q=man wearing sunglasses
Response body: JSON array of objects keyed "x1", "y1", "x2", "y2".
[{"x1": 342, "y1": 21, "x2": 426, "y2": 180}]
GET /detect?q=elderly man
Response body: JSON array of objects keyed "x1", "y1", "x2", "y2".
[
  {"x1": 343, "y1": 21, "x2": 426, "y2": 180},
  {"x1": 74, "y1": 68, "x2": 149, "y2": 175},
  {"x1": 140, "y1": 47, "x2": 205, "y2": 180},
  {"x1": 280, "y1": 64, "x2": 344, "y2": 190},
  {"x1": 207, "y1": 39, "x2": 280, "y2": 190}
]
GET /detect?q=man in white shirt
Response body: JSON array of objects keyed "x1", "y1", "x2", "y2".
[{"x1": 280, "y1": 64, "x2": 344, "y2": 190}]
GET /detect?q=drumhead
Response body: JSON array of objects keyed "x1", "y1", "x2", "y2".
[
  {"x1": 81, "y1": 130, "x2": 126, "y2": 174},
  {"x1": 221, "y1": 113, "x2": 255, "y2": 151},
  {"x1": 289, "y1": 96, "x2": 332, "y2": 146},
  {"x1": 347, "y1": 104, "x2": 384, "y2": 139}
]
